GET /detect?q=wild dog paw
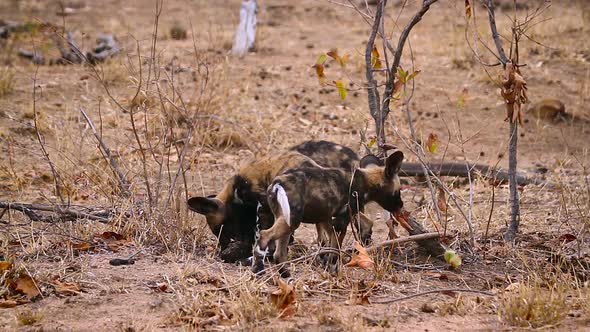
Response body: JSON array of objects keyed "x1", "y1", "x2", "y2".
[{"x1": 251, "y1": 259, "x2": 265, "y2": 275}]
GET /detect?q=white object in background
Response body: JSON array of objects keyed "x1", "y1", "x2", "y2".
[{"x1": 231, "y1": 0, "x2": 257, "y2": 56}]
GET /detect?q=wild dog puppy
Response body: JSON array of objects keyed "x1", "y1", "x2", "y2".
[
  {"x1": 252, "y1": 151, "x2": 405, "y2": 277},
  {"x1": 187, "y1": 140, "x2": 359, "y2": 262}
]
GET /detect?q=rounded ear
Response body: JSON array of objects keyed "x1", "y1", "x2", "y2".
[
  {"x1": 359, "y1": 154, "x2": 383, "y2": 168},
  {"x1": 385, "y1": 150, "x2": 404, "y2": 179},
  {"x1": 187, "y1": 196, "x2": 222, "y2": 215}
]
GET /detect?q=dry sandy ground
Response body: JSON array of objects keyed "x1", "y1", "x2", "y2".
[{"x1": 0, "y1": 0, "x2": 589, "y2": 331}]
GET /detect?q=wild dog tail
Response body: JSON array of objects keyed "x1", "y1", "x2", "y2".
[{"x1": 271, "y1": 183, "x2": 291, "y2": 226}]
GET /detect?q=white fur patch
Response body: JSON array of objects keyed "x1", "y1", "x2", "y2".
[
  {"x1": 254, "y1": 245, "x2": 268, "y2": 257},
  {"x1": 273, "y1": 183, "x2": 291, "y2": 226}
]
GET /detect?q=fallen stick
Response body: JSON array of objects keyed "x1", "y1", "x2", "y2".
[
  {"x1": 401, "y1": 162, "x2": 551, "y2": 187},
  {"x1": 366, "y1": 232, "x2": 439, "y2": 254},
  {"x1": 0, "y1": 201, "x2": 111, "y2": 223},
  {"x1": 371, "y1": 288, "x2": 495, "y2": 304}
]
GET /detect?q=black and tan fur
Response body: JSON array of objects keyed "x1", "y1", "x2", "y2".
[
  {"x1": 187, "y1": 140, "x2": 359, "y2": 262},
  {"x1": 252, "y1": 151, "x2": 405, "y2": 277}
]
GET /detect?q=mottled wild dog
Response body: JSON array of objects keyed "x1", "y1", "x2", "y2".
[
  {"x1": 252, "y1": 150, "x2": 405, "y2": 277},
  {"x1": 187, "y1": 140, "x2": 359, "y2": 262}
]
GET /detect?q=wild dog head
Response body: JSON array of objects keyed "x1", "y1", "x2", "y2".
[{"x1": 350, "y1": 150, "x2": 404, "y2": 214}]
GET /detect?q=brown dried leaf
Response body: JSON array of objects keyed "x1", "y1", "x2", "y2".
[
  {"x1": 52, "y1": 277, "x2": 81, "y2": 296},
  {"x1": 0, "y1": 300, "x2": 18, "y2": 308},
  {"x1": 371, "y1": 45, "x2": 382, "y2": 69},
  {"x1": 312, "y1": 64, "x2": 326, "y2": 85},
  {"x1": 95, "y1": 231, "x2": 131, "y2": 251},
  {"x1": 345, "y1": 242, "x2": 374, "y2": 270},
  {"x1": 465, "y1": 0, "x2": 472, "y2": 20},
  {"x1": 0, "y1": 261, "x2": 12, "y2": 272},
  {"x1": 393, "y1": 209, "x2": 413, "y2": 232},
  {"x1": 71, "y1": 242, "x2": 92, "y2": 252},
  {"x1": 327, "y1": 49, "x2": 350, "y2": 67},
  {"x1": 97, "y1": 231, "x2": 126, "y2": 241},
  {"x1": 12, "y1": 273, "x2": 41, "y2": 299},
  {"x1": 269, "y1": 278, "x2": 297, "y2": 311}
]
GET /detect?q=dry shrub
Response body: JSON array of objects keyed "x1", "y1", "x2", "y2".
[
  {"x1": 98, "y1": 59, "x2": 128, "y2": 85},
  {"x1": 15, "y1": 309, "x2": 42, "y2": 326},
  {"x1": 172, "y1": 282, "x2": 276, "y2": 329},
  {"x1": 0, "y1": 66, "x2": 16, "y2": 97},
  {"x1": 499, "y1": 278, "x2": 568, "y2": 328}
]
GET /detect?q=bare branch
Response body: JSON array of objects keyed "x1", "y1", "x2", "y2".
[{"x1": 79, "y1": 108, "x2": 132, "y2": 197}]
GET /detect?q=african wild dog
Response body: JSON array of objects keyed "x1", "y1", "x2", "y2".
[
  {"x1": 252, "y1": 150, "x2": 405, "y2": 277},
  {"x1": 187, "y1": 140, "x2": 359, "y2": 262}
]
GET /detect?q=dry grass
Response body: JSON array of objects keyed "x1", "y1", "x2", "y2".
[
  {"x1": 15, "y1": 309, "x2": 42, "y2": 326},
  {"x1": 0, "y1": 66, "x2": 15, "y2": 97},
  {"x1": 499, "y1": 276, "x2": 569, "y2": 328}
]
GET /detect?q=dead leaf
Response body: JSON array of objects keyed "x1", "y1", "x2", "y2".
[
  {"x1": 426, "y1": 133, "x2": 439, "y2": 153},
  {"x1": 393, "y1": 209, "x2": 413, "y2": 232},
  {"x1": 345, "y1": 242, "x2": 374, "y2": 270},
  {"x1": 52, "y1": 278, "x2": 81, "y2": 296},
  {"x1": 0, "y1": 300, "x2": 18, "y2": 308},
  {"x1": 70, "y1": 242, "x2": 92, "y2": 252},
  {"x1": 559, "y1": 233, "x2": 577, "y2": 243},
  {"x1": 327, "y1": 49, "x2": 349, "y2": 66},
  {"x1": 0, "y1": 261, "x2": 12, "y2": 272},
  {"x1": 11, "y1": 273, "x2": 41, "y2": 299},
  {"x1": 95, "y1": 231, "x2": 131, "y2": 251},
  {"x1": 97, "y1": 231, "x2": 126, "y2": 241},
  {"x1": 269, "y1": 278, "x2": 297, "y2": 311},
  {"x1": 465, "y1": 0, "x2": 472, "y2": 20},
  {"x1": 437, "y1": 187, "x2": 447, "y2": 214},
  {"x1": 500, "y1": 61, "x2": 528, "y2": 125},
  {"x1": 371, "y1": 45, "x2": 382, "y2": 69}
]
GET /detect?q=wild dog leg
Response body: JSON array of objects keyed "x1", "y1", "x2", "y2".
[
  {"x1": 358, "y1": 212, "x2": 374, "y2": 246},
  {"x1": 274, "y1": 233, "x2": 292, "y2": 277},
  {"x1": 252, "y1": 215, "x2": 291, "y2": 273},
  {"x1": 316, "y1": 222, "x2": 340, "y2": 273}
]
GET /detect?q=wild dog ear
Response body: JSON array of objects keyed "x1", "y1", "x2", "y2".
[
  {"x1": 385, "y1": 150, "x2": 404, "y2": 179},
  {"x1": 359, "y1": 154, "x2": 383, "y2": 168},
  {"x1": 187, "y1": 196, "x2": 223, "y2": 215}
]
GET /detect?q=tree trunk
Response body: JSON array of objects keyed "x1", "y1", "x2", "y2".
[
  {"x1": 231, "y1": 0, "x2": 257, "y2": 56},
  {"x1": 504, "y1": 121, "x2": 520, "y2": 241}
]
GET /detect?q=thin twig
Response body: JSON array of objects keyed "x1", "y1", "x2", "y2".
[
  {"x1": 79, "y1": 108, "x2": 132, "y2": 197},
  {"x1": 372, "y1": 288, "x2": 495, "y2": 304},
  {"x1": 366, "y1": 232, "x2": 440, "y2": 254}
]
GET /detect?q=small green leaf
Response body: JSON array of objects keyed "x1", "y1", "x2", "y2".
[
  {"x1": 316, "y1": 53, "x2": 327, "y2": 65},
  {"x1": 334, "y1": 79, "x2": 347, "y2": 99},
  {"x1": 444, "y1": 249, "x2": 462, "y2": 269},
  {"x1": 407, "y1": 70, "x2": 421, "y2": 82},
  {"x1": 367, "y1": 137, "x2": 377, "y2": 148},
  {"x1": 397, "y1": 67, "x2": 408, "y2": 84}
]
